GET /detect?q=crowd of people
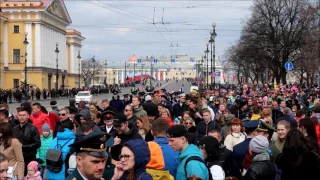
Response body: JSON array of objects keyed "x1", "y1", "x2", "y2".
[{"x1": 0, "y1": 83, "x2": 320, "y2": 180}]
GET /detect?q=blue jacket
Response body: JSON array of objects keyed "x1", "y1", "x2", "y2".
[
  {"x1": 176, "y1": 144, "x2": 209, "y2": 180},
  {"x1": 232, "y1": 138, "x2": 252, "y2": 179},
  {"x1": 47, "y1": 128, "x2": 75, "y2": 180},
  {"x1": 120, "y1": 139, "x2": 152, "y2": 180},
  {"x1": 154, "y1": 137, "x2": 179, "y2": 178}
]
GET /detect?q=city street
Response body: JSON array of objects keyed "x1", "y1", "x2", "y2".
[{"x1": 7, "y1": 80, "x2": 191, "y2": 111}]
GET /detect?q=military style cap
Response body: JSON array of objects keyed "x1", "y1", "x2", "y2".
[
  {"x1": 101, "y1": 110, "x2": 116, "y2": 121},
  {"x1": 256, "y1": 120, "x2": 276, "y2": 133},
  {"x1": 112, "y1": 90, "x2": 119, "y2": 95},
  {"x1": 131, "y1": 90, "x2": 138, "y2": 95},
  {"x1": 123, "y1": 94, "x2": 129, "y2": 98},
  {"x1": 69, "y1": 132, "x2": 114, "y2": 158},
  {"x1": 242, "y1": 120, "x2": 259, "y2": 129},
  {"x1": 241, "y1": 114, "x2": 251, "y2": 121},
  {"x1": 138, "y1": 92, "x2": 146, "y2": 96}
]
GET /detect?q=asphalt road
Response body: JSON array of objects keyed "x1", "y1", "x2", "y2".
[{"x1": 7, "y1": 80, "x2": 191, "y2": 111}]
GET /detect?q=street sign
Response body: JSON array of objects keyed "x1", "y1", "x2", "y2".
[
  {"x1": 216, "y1": 71, "x2": 220, "y2": 77},
  {"x1": 137, "y1": 59, "x2": 142, "y2": 63},
  {"x1": 153, "y1": 59, "x2": 158, "y2": 63},
  {"x1": 284, "y1": 62, "x2": 293, "y2": 71},
  {"x1": 211, "y1": 72, "x2": 216, "y2": 77},
  {"x1": 190, "y1": 57, "x2": 194, "y2": 62},
  {"x1": 171, "y1": 58, "x2": 175, "y2": 63}
]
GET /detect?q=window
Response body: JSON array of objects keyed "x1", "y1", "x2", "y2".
[
  {"x1": 13, "y1": 79, "x2": 20, "y2": 88},
  {"x1": 13, "y1": 25, "x2": 19, "y2": 33},
  {"x1": 13, "y1": 49, "x2": 20, "y2": 63}
]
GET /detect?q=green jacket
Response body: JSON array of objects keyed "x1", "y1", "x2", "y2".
[{"x1": 36, "y1": 134, "x2": 53, "y2": 166}]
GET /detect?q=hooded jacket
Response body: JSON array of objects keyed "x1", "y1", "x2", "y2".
[
  {"x1": 47, "y1": 128, "x2": 75, "y2": 179},
  {"x1": 75, "y1": 108, "x2": 101, "y2": 134},
  {"x1": 120, "y1": 139, "x2": 152, "y2": 180},
  {"x1": 153, "y1": 137, "x2": 179, "y2": 178},
  {"x1": 110, "y1": 96, "x2": 124, "y2": 112},
  {"x1": 176, "y1": 144, "x2": 209, "y2": 180},
  {"x1": 36, "y1": 134, "x2": 53, "y2": 166}
]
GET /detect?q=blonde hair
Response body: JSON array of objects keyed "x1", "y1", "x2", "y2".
[
  {"x1": 137, "y1": 116, "x2": 151, "y2": 132},
  {"x1": 184, "y1": 117, "x2": 195, "y2": 126},
  {"x1": 160, "y1": 108, "x2": 171, "y2": 118}
]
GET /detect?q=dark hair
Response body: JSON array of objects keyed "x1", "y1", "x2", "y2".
[
  {"x1": 58, "y1": 120, "x2": 75, "y2": 132},
  {"x1": 0, "y1": 104, "x2": 9, "y2": 110},
  {"x1": 41, "y1": 106, "x2": 48, "y2": 114},
  {"x1": 189, "y1": 98, "x2": 198, "y2": 105},
  {"x1": 252, "y1": 106, "x2": 261, "y2": 114},
  {"x1": 186, "y1": 176, "x2": 203, "y2": 180},
  {"x1": 0, "y1": 122, "x2": 13, "y2": 149},
  {"x1": 0, "y1": 109, "x2": 9, "y2": 118},
  {"x1": 81, "y1": 121, "x2": 94, "y2": 133},
  {"x1": 299, "y1": 118, "x2": 318, "y2": 145},
  {"x1": 282, "y1": 129, "x2": 309, "y2": 158},
  {"x1": 32, "y1": 103, "x2": 41, "y2": 109},
  {"x1": 17, "y1": 107, "x2": 29, "y2": 113},
  {"x1": 151, "y1": 118, "x2": 169, "y2": 137},
  {"x1": 0, "y1": 152, "x2": 8, "y2": 163}
]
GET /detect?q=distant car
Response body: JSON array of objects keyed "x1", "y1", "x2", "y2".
[{"x1": 75, "y1": 91, "x2": 93, "y2": 104}]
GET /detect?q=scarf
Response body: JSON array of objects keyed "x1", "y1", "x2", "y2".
[{"x1": 242, "y1": 151, "x2": 270, "y2": 169}]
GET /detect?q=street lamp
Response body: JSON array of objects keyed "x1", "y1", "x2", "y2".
[
  {"x1": 210, "y1": 22, "x2": 217, "y2": 89},
  {"x1": 205, "y1": 43, "x2": 210, "y2": 88},
  {"x1": 55, "y1": 43, "x2": 59, "y2": 93},
  {"x1": 77, "y1": 50, "x2": 81, "y2": 89},
  {"x1": 23, "y1": 32, "x2": 29, "y2": 97}
]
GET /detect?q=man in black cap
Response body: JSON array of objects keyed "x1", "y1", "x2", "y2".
[
  {"x1": 66, "y1": 132, "x2": 114, "y2": 180},
  {"x1": 110, "y1": 113, "x2": 142, "y2": 161},
  {"x1": 122, "y1": 94, "x2": 130, "y2": 106},
  {"x1": 50, "y1": 100, "x2": 59, "y2": 116},
  {"x1": 110, "y1": 90, "x2": 124, "y2": 112}
]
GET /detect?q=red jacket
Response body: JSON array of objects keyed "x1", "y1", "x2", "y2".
[
  {"x1": 47, "y1": 112, "x2": 60, "y2": 132},
  {"x1": 30, "y1": 111, "x2": 50, "y2": 135}
]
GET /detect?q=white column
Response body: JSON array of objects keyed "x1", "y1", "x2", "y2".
[
  {"x1": 115, "y1": 70, "x2": 119, "y2": 84},
  {"x1": 3, "y1": 22, "x2": 8, "y2": 67},
  {"x1": 25, "y1": 23, "x2": 33, "y2": 67},
  {"x1": 70, "y1": 44, "x2": 74, "y2": 74},
  {"x1": 121, "y1": 70, "x2": 124, "y2": 83},
  {"x1": 35, "y1": 24, "x2": 41, "y2": 67},
  {"x1": 153, "y1": 72, "x2": 155, "y2": 79},
  {"x1": 220, "y1": 69, "x2": 225, "y2": 84},
  {"x1": 164, "y1": 71, "x2": 166, "y2": 80},
  {"x1": 157, "y1": 71, "x2": 160, "y2": 80}
]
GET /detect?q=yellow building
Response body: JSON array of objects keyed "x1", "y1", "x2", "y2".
[{"x1": 0, "y1": 0, "x2": 84, "y2": 89}]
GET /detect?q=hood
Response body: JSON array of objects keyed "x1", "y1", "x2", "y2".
[
  {"x1": 57, "y1": 128, "x2": 76, "y2": 140},
  {"x1": 75, "y1": 107, "x2": 91, "y2": 124},
  {"x1": 178, "y1": 144, "x2": 203, "y2": 162},
  {"x1": 21, "y1": 102, "x2": 32, "y2": 115},
  {"x1": 124, "y1": 139, "x2": 150, "y2": 170},
  {"x1": 146, "y1": 141, "x2": 165, "y2": 170},
  {"x1": 69, "y1": 99, "x2": 76, "y2": 106}
]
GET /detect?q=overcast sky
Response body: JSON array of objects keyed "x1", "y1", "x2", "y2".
[{"x1": 65, "y1": 0, "x2": 253, "y2": 63}]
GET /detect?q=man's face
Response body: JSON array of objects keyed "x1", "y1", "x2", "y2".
[
  {"x1": 168, "y1": 137, "x2": 184, "y2": 151},
  {"x1": 76, "y1": 154, "x2": 107, "y2": 180},
  {"x1": 131, "y1": 98, "x2": 139, "y2": 107},
  {"x1": 272, "y1": 102, "x2": 278, "y2": 109},
  {"x1": 148, "y1": 116, "x2": 156, "y2": 122},
  {"x1": 114, "y1": 123, "x2": 127, "y2": 134},
  {"x1": 280, "y1": 101, "x2": 286, "y2": 108},
  {"x1": 102, "y1": 102, "x2": 109, "y2": 109},
  {"x1": 104, "y1": 119, "x2": 113, "y2": 127},
  {"x1": 59, "y1": 110, "x2": 70, "y2": 121},
  {"x1": 32, "y1": 105, "x2": 40, "y2": 114},
  {"x1": 179, "y1": 96, "x2": 185, "y2": 103},
  {"x1": 189, "y1": 102, "x2": 196, "y2": 109},
  {"x1": 203, "y1": 112, "x2": 211, "y2": 121},
  {"x1": 124, "y1": 106, "x2": 133, "y2": 116},
  {"x1": 208, "y1": 132, "x2": 222, "y2": 143},
  {"x1": 18, "y1": 111, "x2": 29, "y2": 124}
]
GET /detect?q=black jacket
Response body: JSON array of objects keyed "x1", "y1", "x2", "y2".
[
  {"x1": 243, "y1": 161, "x2": 276, "y2": 180},
  {"x1": 110, "y1": 128, "x2": 143, "y2": 161},
  {"x1": 142, "y1": 100, "x2": 158, "y2": 117},
  {"x1": 218, "y1": 144, "x2": 233, "y2": 177},
  {"x1": 196, "y1": 120, "x2": 221, "y2": 139},
  {"x1": 12, "y1": 122, "x2": 41, "y2": 159},
  {"x1": 172, "y1": 102, "x2": 188, "y2": 118}
]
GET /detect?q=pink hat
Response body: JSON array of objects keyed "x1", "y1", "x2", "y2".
[{"x1": 27, "y1": 161, "x2": 38, "y2": 172}]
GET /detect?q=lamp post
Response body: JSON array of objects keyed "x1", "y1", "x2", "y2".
[
  {"x1": 77, "y1": 50, "x2": 81, "y2": 89},
  {"x1": 23, "y1": 32, "x2": 29, "y2": 96},
  {"x1": 205, "y1": 43, "x2": 210, "y2": 89},
  {"x1": 210, "y1": 22, "x2": 217, "y2": 90},
  {"x1": 104, "y1": 59, "x2": 107, "y2": 85},
  {"x1": 55, "y1": 43, "x2": 59, "y2": 93},
  {"x1": 133, "y1": 61, "x2": 136, "y2": 83}
]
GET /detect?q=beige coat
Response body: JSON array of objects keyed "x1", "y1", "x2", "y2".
[
  {"x1": 224, "y1": 132, "x2": 246, "y2": 151},
  {"x1": 0, "y1": 138, "x2": 25, "y2": 179}
]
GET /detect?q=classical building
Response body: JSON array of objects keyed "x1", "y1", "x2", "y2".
[
  {"x1": 0, "y1": 0, "x2": 84, "y2": 89},
  {"x1": 96, "y1": 54, "x2": 224, "y2": 85}
]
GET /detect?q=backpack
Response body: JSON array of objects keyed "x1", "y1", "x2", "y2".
[
  {"x1": 46, "y1": 138, "x2": 72, "y2": 172},
  {"x1": 184, "y1": 156, "x2": 213, "y2": 180},
  {"x1": 146, "y1": 168, "x2": 174, "y2": 180}
]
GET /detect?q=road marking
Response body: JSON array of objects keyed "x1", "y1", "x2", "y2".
[{"x1": 160, "y1": 80, "x2": 174, "y2": 89}]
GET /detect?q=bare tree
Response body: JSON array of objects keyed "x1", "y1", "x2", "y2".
[{"x1": 81, "y1": 56, "x2": 103, "y2": 87}]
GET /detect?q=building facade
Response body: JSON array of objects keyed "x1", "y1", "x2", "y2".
[{"x1": 0, "y1": 0, "x2": 84, "y2": 89}]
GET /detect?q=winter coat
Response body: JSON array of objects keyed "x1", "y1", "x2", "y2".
[
  {"x1": 75, "y1": 108, "x2": 101, "y2": 134},
  {"x1": 110, "y1": 97, "x2": 124, "y2": 112},
  {"x1": 12, "y1": 122, "x2": 41, "y2": 163},
  {"x1": 176, "y1": 144, "x2": 209, "y2": 180},
  {"x1": 30, "y1": 111, "x2": 50, "y2": 135},
  {"x1": 36, "y1": 134, "x2": 53, "y2": 166},
  {"x1": 224, "y1": 132, "x2": 246, "y2": 151},
  {"x1": 120, "y1": 139, "x2": 152, "y2": 180},
  {"x1": 154, "y1": 137, "x2": 179, "y2": 178},
  {"x1": 47, "y1": 128, "x2": 75, "y2": 180},
  {"x1": 134, "y1": 105, "x2": 147, "y2": 118},
  {"x1": 24, "y1": 171, "x2": 42, "y2": 180},
  {"x1": 196, "y1": 120, "x2": 221, "y2": 139},
  {"x1": 172, "y1": 102, "x2": 188, "y2": 118},
  {"x1": 243, "y1": 152, "x2": 276, "y2": 180}
]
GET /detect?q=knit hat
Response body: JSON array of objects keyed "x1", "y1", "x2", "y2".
[
  {"x1": 146, "y1": 141, "x2": 165, "y2": 169},
  {"x1": 249, "y1": 135, "x2": 269, "y2": 153},
  {"x1": 27, "y1": 161, "x2": 39, "y2": 172},
  {"x1": 42, "y1": 123, "x2": 50, "y2": 131}
]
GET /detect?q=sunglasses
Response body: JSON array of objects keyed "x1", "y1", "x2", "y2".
[
  {"x1": 124, "y1": 109, "x2": 132, "y2": 112},
  {"x1": 185, "y1": 122, "x2": 192, "y2": 125},
  {"x1": 59, "y1": 113, "x2": 66, "y2": 116}
]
